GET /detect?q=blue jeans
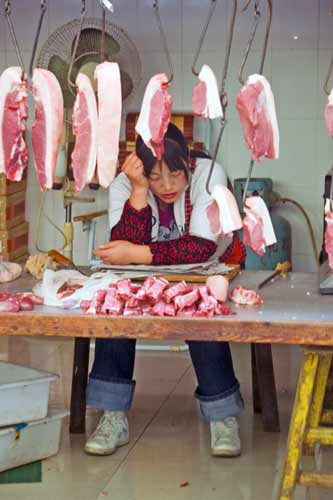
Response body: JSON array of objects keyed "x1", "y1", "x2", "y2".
[{"x1": 87, "y1": 339, "x2": 244, "y2": 422}]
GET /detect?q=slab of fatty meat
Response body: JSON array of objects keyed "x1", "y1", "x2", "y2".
[
  {"x1": 206, "y1": 184, "x2": 243, "y2": 237},
  {"x1": 325, "y1": 89, "x2": 333, "y2": 138},
  {"x1": 325, "y1": 199, "x2": 333, "y2": 270},
  {"x1": 236, "y1": 74, "x2": 279, "y2": 162},
  {"x1": 135, "y1": 73, "x2": 172, "y2": 160},
  {"x1": 71, "y1": 73, "x2": 98, "y2": 192},
  {"x1": 0, "y1": 67, "x2": 28, "y2": 181},
  {"x1": 243, "y1": 196, "x2": 277, "y2": 256},
  {"x1": 95, "y1": 62, "x2": 122, "y2": 188},
  {"x1": 192, "y1": 64, "x2": 223, "y2": 120},
  {"x1": 31, "y1": 68, "x2": 64, "y2": 191}
]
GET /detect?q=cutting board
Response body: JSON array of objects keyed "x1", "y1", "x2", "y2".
[{"x1": 134, "y1": 265, "x2": 240, "y2": 283}]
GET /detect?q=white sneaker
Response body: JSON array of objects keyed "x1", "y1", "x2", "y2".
[
  {"x1": 210, "y1": 417, "x2": 241, "y2": 457},
  {"x1": 85, "y1": 410, "x2": 129, "y2": 456}
]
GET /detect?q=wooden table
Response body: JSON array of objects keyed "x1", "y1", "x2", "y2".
[
  {"x1": 1, "y1": 271, "x2": 333, "y2": 500},
  {"x1": 1, "y1": 271, "x2": 333, "y2": 344}
]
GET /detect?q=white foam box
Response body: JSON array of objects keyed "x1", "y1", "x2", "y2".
[
  {"x1": 0, "y1": 407, "x2": 69, "y2": 472},
  {"x1": 0, "y1": 361, "x2": 58, "y2": 427}
]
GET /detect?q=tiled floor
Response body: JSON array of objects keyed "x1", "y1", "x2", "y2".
[{"x1": 1, "y1": 340, "x2": 333, "y2": 500}]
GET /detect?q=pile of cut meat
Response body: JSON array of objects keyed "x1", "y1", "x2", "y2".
[
  {"x1": 0, "y1": 292, "x2": 43, "y2": 313},
  {"x1": 80, "y1": 277, "x2": 234, "y2": 318}
]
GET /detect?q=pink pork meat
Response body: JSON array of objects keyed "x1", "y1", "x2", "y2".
[
  {"x1": 0, "y1": 67, "x2": 28, "y2": 181},
  {"x1": 206, "y1": 275, "x2": 229, "y2": 302},
  {"x1": 192, "y1": 65, "x2": 223, "y2": 120},
  {"x1": 71, "y1": 73, "x2": 98, "y2": 192},
  {"x1": 135, "y1": 73, "x2": 172, "y2": 160},
  {"x1": 230, "y1": 286, "x2": 263, "y2": 306},
  {"x1": 164, "y1": 280, "x2": 188, "y2": 303},
  {"x1": 87, "y1": 289, "x2": 107, "y2": 314},
  {"x1": 243, "y1": 196, "x2": 276, "y2": 256},
  {"x1": 31, "y1": 68, "x2": 64, "y2": 191},
  {"x1": 95, "y1": 62, "x2": 122, "y2": 188},
  {"x1": 325, "y1": 199, "x2": 333, "y2": 270},
  {"x1": 101, "y1": 287, "x2": 123, "y2": 315},
  {"x1": 236, "y1": 74, "x2": 279, "y2": 162},
  {"x1": 206, "y1": 185, "x2": 243, "y2": 236},
  {"x1": 325, "y1": 89, "x2": 333, "y2": 137}
]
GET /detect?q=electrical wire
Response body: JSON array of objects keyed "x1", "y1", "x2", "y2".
[
  {"x1": 274, "y1": 197, "x2": 319, "y2": 267},
  {"x1": 35, "y1": 192, "x2": 67, "y2": 253}
]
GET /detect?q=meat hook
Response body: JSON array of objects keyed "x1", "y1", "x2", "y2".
[
  {"x1": 28, "y1": 0, "x2": 48, "y2": 79},
  {"x1": 67, "y1": 0, "x2": 87, "y2": 97},
  {"x1": 238, "y1": 0, "x2": 272, "y2": 85},
  {"x1": 3, "y1": 0, "x2": 26, "y2": 79},
  {"x1": 191, "y1": 0, "x2": 218, "y2": 77},
  {"x1": 205, "y1": 0, "x2": 238, "y2": 195},
  {"x1": 324, "y1": 56, "x2": 333, "y2": 96},
  {"x1": 239, "y1": 0, "x2": 273, "y2": 206},
  {"x1": 153, "y1": 1, "x2": 174, "y2": 84}
]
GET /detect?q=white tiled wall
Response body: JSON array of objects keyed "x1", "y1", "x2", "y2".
[{"x1": 0, "y1": 0, "x2": 332, "y2": 270}]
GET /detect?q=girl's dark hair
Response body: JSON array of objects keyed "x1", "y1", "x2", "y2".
[{"x1": 136, "y1": 123, "x2": 211, "y2": 179}]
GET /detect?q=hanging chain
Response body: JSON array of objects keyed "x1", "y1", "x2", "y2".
[{"x1": 28, "y1": 0, "x2": 48, "y2": 78}]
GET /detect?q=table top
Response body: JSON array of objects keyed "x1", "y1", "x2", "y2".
[{"x1": 1, "y1": 271, "x2": 333, "y2": 346}]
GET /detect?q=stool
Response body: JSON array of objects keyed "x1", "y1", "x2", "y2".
[
  {"x1": 278, "y1": 347, "x2": 333, "y2": 500},
  {"x1": 69, "y1": 338, "x2": 280, "y2": 434}
]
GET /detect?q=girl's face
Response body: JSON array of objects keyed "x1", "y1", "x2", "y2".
[{"x1": 148, "y1": 160, "x2": 188, "y2": 205}]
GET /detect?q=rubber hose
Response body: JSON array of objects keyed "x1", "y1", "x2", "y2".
[{"x1": 273, "y1": 197, "x2": 319, "y2": 267}]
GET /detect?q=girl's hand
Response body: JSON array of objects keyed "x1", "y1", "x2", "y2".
[
  {"x1": 122, "y1": 153, "x2": 149, "y2": 192},
  {"x1": 94, "y1": 241, "x2": 152, "y2": 265}
]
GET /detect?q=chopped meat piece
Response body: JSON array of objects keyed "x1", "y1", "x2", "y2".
[
  {"x1": 146, "y1": 277, "x2": 169, "y2": 302},
  {"x1": 164, "y1": 281, "x2": 188, "y2": 303},
  {"x1": 151, "y1": 300, "x2": 167, "y2": 316},
  {"x1": 136, "y1": 276, "x2": 155, "y2": 300},
  {"x1": 177, "y1": 305, "x2": 197, "y2": 317},
  {"x1": 174, "y1": 288, "x2": 200, "y2": 311},
  {"x1": 87, "y1": 289, "x2": 107, "y2": 314},
  {"x1": 116, "y1": 279, "x2": 132, "y2": 300},
  {"x1": 80, "y1": 299, "x2": 91, "y2": 311},
  {"x1": 164, "y1": 302, "x2": 176, "y2": 317},
  {"x1": 230, "y1": 286, "x2": 263, "y2": 305},
  {"x1": 206, "y1": 275, "x2": 229, "y2": 302},
  {"x1": 101, "y1": 287, "x2": 123, "y2": 315},
  {"x1": 123, "y1": 302, "x2": 142, "y2": 317}
]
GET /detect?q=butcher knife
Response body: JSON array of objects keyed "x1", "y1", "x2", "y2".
[
  {"x1": 257, "y1": 261, "x2": 291, "y2": 290},
  {"x1": 48, "y1": 250, "x2": 92, "y2": 277}
]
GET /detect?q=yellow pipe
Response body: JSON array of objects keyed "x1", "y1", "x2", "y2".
[
  {"x1": 63, "y1": 222, "x2": 74, "y2": 260},
  {"x1": 278, "y1": 352, "x2": 319, "y2": 500}
]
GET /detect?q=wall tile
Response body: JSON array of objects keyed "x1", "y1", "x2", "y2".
[
  {"x1": 271, "y1": 49, "x2": 317, "y2": 120},
  {"x1": 319, "y1": 0, "x2": 333, "y2": 49},
  {"x1": 4, "y1": 0, "x2": 49, "y2": 52},
  {"x1": 136, "y1": 0, "x2": 181, "y2": 53},
  {"x1": 271, "y1": 0, "x2": 319, "y2": 50}
]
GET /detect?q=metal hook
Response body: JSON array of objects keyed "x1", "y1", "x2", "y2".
[
  {"x1": 206, "y1": 0, "x2": 238, "y2": 195},
  {"x1": 67, "y1": 1, "x2": 87, "y2": 97},
  {"x1": 4, "y1": 0, "x2": 26, "y2": 79},
  {"x1": 238, "y1": 0, "x2": 272, "y2": 85},
  {"x1": 239, "y1": 0, "x2": 273, "y2": 206},
  {"x1": 191, "y1": 0, "x2": 218, "y2": 77},
  {"x1": 28, "y1": 0, "x2": 48, "y2": 79},
  {"x1": 153, "y1": 1, "x2": 174, "y2": 84},
  {"x1": 324, "y1": 56, "x2": 333, "y2": 96}
]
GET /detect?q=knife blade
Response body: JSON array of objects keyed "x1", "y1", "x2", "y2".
[{"x1": 257, "y1": 261, "x2": 291, "y2": 290}]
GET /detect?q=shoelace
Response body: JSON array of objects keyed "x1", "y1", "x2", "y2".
[
  {"x1": 212, "y1": 418, "x2": 238, "y2": 442},
  {"x1": 96, "y1": 413, "x2": 126, "y2": 436}
]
